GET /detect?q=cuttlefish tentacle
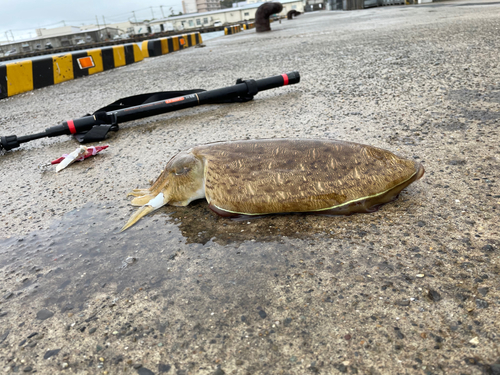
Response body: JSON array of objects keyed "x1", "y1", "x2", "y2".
[
  {"x1": 131, "y1": 194, "x2": 158, "y2": 206},
  {"x1": 121, "y1": 192, "x2": 171, "y2": 231},
  {"x1": 127, "y1": 188, "x2": 152, "y2": 197}
]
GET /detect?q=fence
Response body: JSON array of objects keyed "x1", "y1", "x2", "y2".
[
  {"x1": 141, "y1": 32, "x2": 203, "y2": 58},
  {"x1": 0, "y1": 32, "x2": 203, "y2": 99},
  {"x1": 0, "y1": 44, "x2": 143, "y2": 99}
]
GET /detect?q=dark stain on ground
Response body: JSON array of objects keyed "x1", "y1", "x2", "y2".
[
  {"x1": 0, "y1": 194, "x2": 421, "y2": 311},
  {"x1": 127, "y1": 195, "x2": 421, "y2": 246}
]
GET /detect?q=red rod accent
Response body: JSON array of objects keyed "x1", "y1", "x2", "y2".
[
  {"x1": 282, "y1": 74, "x2": 289, "y2": 86},
  {"x1": 67, "y1": 120, "x2": 76, "y2": 134}
]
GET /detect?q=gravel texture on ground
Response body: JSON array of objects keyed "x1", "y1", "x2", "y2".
[{"x1": 0, "y1": 1, "x2": 499, "y2": 374}]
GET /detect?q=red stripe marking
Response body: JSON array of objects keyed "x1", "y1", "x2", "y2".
[
  {"x1": 67, "y1": 119, "x2": 76, "y2": 134},
  {"x1": 282, "y1": 74, "x2": 289, "y2": 86}
]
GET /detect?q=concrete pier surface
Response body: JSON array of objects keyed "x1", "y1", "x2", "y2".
[{"x1": 0, "y1": 1, "x2": 499, "y2": 373}]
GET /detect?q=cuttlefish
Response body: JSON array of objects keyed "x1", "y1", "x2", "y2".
[{"x1": 121, "y1": 138, "x2": 424, "y2": 231}]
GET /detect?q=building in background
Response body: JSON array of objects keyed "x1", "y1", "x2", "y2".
[
  {"x1": 198, "y1": 0, "x2": 222, "y2": 12},
  {"x1": 0, "y1": 27, "x2": 121, "y2": 56},
  {"x1": 80, "y1": 21, "x2": 136, "y2": 35},
  {"x1": 0, "y1": 0, "x2": 303, "y2": 57},
  {"x1": 183, "y1": 0, "x2": 222, "y2": 14},
  {"x1": 36, "y1": 26, "x2": 81, "y2": 37},
  {"x1": 154, "y1": 0, "x2": 303, "y2": 30},
  {"x1": 182, "y1": 0, "x2": 198, "y2": 14},
  {"x1": 305, "y1": 0, "x2": 326, "y2": 11},
  {"x1": 232, "y1": 1, "x2": 249, "y2": 7}
]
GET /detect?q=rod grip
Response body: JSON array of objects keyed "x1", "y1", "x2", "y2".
[
  {"x1": 255, "y1": 71, "x2": 300, "y2": 92},
  {"x1": 285, "y1": 71, "x2": 300, "y2": 85},
  {"x1": 0, "y1": 135, "x2": 20, "y2": 151}
]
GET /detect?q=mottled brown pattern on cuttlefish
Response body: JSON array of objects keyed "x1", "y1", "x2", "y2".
[
  {"x1": 122, "y1": 138, "x2": 424, "y2": 231},
  {"x1": 193, "y1": 139, "x2": 420, "y2": 215}
]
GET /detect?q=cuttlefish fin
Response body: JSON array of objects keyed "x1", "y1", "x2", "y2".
[{"x1": 121, "y1": 192, "x2": 169, "y2": 232}]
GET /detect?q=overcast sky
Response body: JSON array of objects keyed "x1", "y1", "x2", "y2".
[{"x1": 1, "y1": 0, "x2": 184, "y2": 40}]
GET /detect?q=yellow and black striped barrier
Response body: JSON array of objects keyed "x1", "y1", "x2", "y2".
[
  {"x1": 141, "y1": 32, "x2": 202, "y2": 58},
  {"x1": 224, "y1": 25, "x2": 242, "y2": 35},
  {"x1": 242, "y1": 22, "x2": 255, "y2": 30},
  {"x1": 0, "y1": 43, "x2": 143, "y2": 99}
]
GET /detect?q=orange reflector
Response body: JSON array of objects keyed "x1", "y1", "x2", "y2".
[
  {"x1": 77, "y1": 56, "x2": 95, "y2": 69},
  {"x1": 180, "y1": 38, "x2": 185, "y2": 46}
]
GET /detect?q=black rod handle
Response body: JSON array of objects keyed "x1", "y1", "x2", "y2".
[
  {"x1": 1, "y1": 135, "x2": 21, "y2": 151},
  {"x1": 113, "y1": 71, "x2": 300, "y2": 122},
  {"x1": 1, "y1": 72, "x2": 300, "y2": 151},
  {"x1": 113, "y1": 95, "x2": 200, "y2": 123},
  {"x1": 255, "y1": 71, "x2": 300, "y2": 92},
  {"x1": 0, "y1": 115, "x2": 99, "y2": 150}
]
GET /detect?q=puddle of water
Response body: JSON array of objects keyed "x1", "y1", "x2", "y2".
[
  {"x1": 137, "y1": 198, "x2": 375, "y2": 245},
  {"x1": 0, "y1": 203, "x2": 174, "y2": 310},
  {"x1": 0, "y1": 198, "x2": 405, "y2": 315}
]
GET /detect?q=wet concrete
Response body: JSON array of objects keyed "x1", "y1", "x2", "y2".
[{"x1": 1, "y1": 1, "x2": 500, "y2": 374}]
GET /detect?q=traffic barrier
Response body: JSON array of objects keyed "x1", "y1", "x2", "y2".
[
  {"x1": 242, "y1": 22, "x2": 256, "y2": 30},
  {"x1": 224, "y1": 25, "x2": 242, "y2": 35},
  {"x1": 141, "y1": 32, "x2": 203, "y2": 58},
  {"x1": 0, "y1": 43, "x2": 143, "y2": 99}
]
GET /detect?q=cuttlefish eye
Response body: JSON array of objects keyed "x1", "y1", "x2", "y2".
[{"x1": 174, "y1": 167, "x2": 191, "y2": 176}]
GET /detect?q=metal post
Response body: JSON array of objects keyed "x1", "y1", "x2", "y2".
[
  {"x1": 102, "y1": 16, "x2": 108, "y2": 39},
  {"x1": 95, "y1": 16, "x2": 101, "y2": 42}
]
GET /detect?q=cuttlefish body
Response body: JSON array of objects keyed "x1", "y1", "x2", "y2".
[{"x1": 121, "y1": 138, "x2": 424, "y2": 231}]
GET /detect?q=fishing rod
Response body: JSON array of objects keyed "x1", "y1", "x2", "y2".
[{"x1": 0, "y1": 72, "x2": 300, "y2": 151}]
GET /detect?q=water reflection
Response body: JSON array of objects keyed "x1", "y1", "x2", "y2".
[{"x1": 0, "y1": 200, "x2": 372, "y2": 315}]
